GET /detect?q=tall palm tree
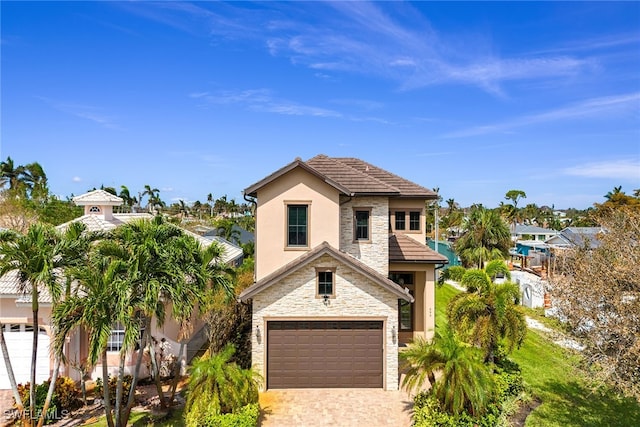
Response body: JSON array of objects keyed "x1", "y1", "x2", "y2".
[
  {"x1": 207, "y1": 193, "x2": 214, "y2": 217},
  {"x1": 52, "y1": 246, "x2": 129, "y2": 427},
  {"x1": 106, "y1": 216, "x2": 210, "y2": 425},
  {"x1": 447, "y1": 266, "x2": 526, "y2": 364},
  {"x1": 0, "y1": 224, "x2": 63, "y2": 426},
  {"x1": 400, "y1": 326, "x2": 494, "y2": 416},
  {"x1": 118, "y1": 186, "x2": 137, "y2": 213},
  {"x1": 168, "y1": 237, "x2": 234, "y2": 401},
  {"x1": 22, "y1": 162, "x2": 49, "y2": 202},
  {"x1": 454, "y1": 205, "x2": 511, "y2": 268},
  {"x1": 142, "y1": 185, "x2": 161, "y2": 213}
]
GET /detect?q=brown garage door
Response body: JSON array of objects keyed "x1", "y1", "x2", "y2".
[{"x1": 267, "y1": 320, "x2": 383, "y2": 389}]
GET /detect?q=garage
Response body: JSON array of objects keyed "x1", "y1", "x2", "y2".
[
  {"x1": 0, "y1": 324, "x2": 51, "y2": 389},
  {"x1": 267, "y1": 320, "x2": 383, "y2": 389}
]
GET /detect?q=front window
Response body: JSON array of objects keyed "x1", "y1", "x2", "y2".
[
  {"x1": 354, "y1": 209, "x2": 370, "y2": 241},
  {"x1": 107, "y1": 322, "x2": 125, "y2": 352},
  {"x1": 317, "y1": 268, "x2": 335, "y2": 297},
  {"x1": 395, "y1": 212, "x2": 406, "y2": 230},
  {"x1": 409, "y1": 211, "x2": 421, "y2": 231},
  {"x1": 287, "y1": 204, "x2": 308, "y2": 247}
]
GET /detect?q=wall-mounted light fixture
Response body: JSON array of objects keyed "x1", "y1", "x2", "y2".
[
  {"x1": 322, "y1": 294, "x2": 330, "y2": 306},
  {"x1": 391, "y1": 325, "x2": 397, "y2": 344},
  {"x1": 256, "y1": 325, "x2": 261, "y2": 343}
]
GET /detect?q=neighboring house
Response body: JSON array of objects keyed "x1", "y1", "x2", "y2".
[
  {"x1": 513, "y1": 224, "x2": 559, "y2": 242},
  {"x1": 545, "y1": 227, "x2": 605, "y2": 250},
  {"x1": 0, "y1": 189, "x2": 234, "y2": 389},
  {"x1": 239, "y1": 155, "x2": 448, "y2": 391}
]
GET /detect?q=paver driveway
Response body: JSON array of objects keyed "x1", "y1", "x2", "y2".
[{"x1": 259, "y1": 388, "x2": 414, "y2": 427}]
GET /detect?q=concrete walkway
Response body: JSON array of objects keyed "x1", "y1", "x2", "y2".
[{"x1": 258, "y1": 388, "x2": 414, "y2": 427}]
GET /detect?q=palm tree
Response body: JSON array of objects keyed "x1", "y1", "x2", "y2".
[
  {"x1": 215, "y1": 218, "x2": 241, "y2": 245},
  {"x1": 0, "y1": 156, "x2": 25, "y2": 190},
  {"x1": 185, "y1": 344, "x2": 260, "y2": 426},
  {"x1": 142, "y1": 185, "x2": 161, "y2": 213},
  {"x1": 454, "y1": 205, "x2": 511, "y2": 268},
  {"x1": 105, "y1": 216, "x2": 211, "y2": 425},
  {"x1": 22, "y1": 162, "x2": 49, "y2": 202},
  {"x1": 447, "y1": 266, "x2": 526, "y2": 364},
  {"x1": 168, "y1": 238, "x2": 234, "y2": 401},
  {"x1": 118, "y1": 186, "x2": 137, "y2": 213},
  {"x1": 207, "y1": 193, "x2": 214, "y2": 217},
  {"x1": 52, "y1": 246, "x2": 129, "y2": 427},
  {"x1": 400, "y1": 326, "x2": 494, "y2": 416},
  {"x1": 0, "y1": 223, "x2": 63, "y2": 426}
]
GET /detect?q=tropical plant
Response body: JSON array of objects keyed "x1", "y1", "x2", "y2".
[
  {"x1": 447, "y1": 266, "x2": 526, "y2": 364},
  {"x1": 0, "y1": 224, "x2": 62, "y2": 426},
  {"x1": 185, "y1": 344, "x2": 260, "y2": 427},
  {"x1": 401, "y1": 326, "x2": 494, "y2": 417},
  {"x1": 454, "y1": 205, "x2": 511, "y2": 268}
]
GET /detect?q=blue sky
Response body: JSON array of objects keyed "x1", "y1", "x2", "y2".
[{"x1": 2, "y1": 1, "x2": 639, "y2": 210}]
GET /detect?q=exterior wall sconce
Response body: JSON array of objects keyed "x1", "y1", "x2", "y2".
[
  {"x1": 322, "y1": 294, "x2": 330, "y2": 306},
  {"x1": 256, "y1": 325, "x2": 261, "y2": 344},
  {"x1": 391, "y1": 325, "x2": 397, "y2": 344}
]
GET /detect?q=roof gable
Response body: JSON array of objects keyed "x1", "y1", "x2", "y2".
[
  {"x1": 239, "y1": 242, "x2": 413, "y2": 302},
  {"x1": 72, "y1": 189, "x2": 123, "y2": 206},
  {"x1": 244, "y1": 155, "x2": 437, "y2": 199},
  {"x1": 244, "y1": 158, "x2": 351, "y2": 197}
]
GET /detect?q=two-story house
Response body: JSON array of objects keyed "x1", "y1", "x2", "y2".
[{"x1": 239, "y1": 155, "x2": 447, "y2": 390}]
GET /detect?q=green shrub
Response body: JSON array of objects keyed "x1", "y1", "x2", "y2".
[
  {"x1": 189, "y1": 403, "x2": 260, "y2": 427},
  {"x1": 15, "y1": 376, "x2": 80, "y2": 424},
  {"x1": 94, "y1": 374, "x2": 133, "y2": 406}
]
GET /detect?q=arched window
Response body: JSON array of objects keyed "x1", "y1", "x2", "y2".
[{"x1": 89, "y1": 206, "x2": 101, "y2": 213}]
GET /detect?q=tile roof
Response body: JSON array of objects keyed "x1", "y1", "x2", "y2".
[
  {"x1": 56, "y1": 213, "x2": 153, "y2": 233},
  {"x1": 239, "y1": 241, "x2": 414, "y2": 302},
  {"x1": 312, "y1": 156, "x2": 436, "y2": 198},
  {"x1": 72, "y1": 189, "x2": 123, "y2": 206},
  {"x1": 181, "y1": 229, "x2": 244, "y2": 265},
  {"x1": 389, "y1": 234, "x2": 449, "y2": 263},
  {"x1": 0, "y1": 270, "x2": 54, "y2": 304},
  {"x1": 244, "y1": 154, "x2": 437, "y2": 199}
]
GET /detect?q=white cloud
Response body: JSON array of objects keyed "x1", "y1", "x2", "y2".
[
  {"x1": 443, "y1": 92, "x2": 640, "y2": 138},
  {"x1": 72, "y1": 176, "x2": 82, "y2": 183},
  {"x1": 563, "y1": 159, "x2": 640, "y2": 181}
]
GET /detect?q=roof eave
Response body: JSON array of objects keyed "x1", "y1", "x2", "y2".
[{"x1": 244, "y1": 159, "x2": 352, "y2": 198}]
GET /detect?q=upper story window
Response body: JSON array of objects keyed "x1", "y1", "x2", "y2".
[
  {"x1": 395, "y1": 211, "x2": 406, "y2": 230},
  {"x1": 89, "y1": 206, "x2": 101, "y2": 213},
  {"x1": 316, "y1": 268, "x2": 336, "y2": 297},
  {"x1": 287, "y1": 204, "x2": 308, "y2": 247},
  {"x1": 354, "y1": 209, "x2": 371, "y2": 241},
  {"x1": 409, "y1": 211, "x2": 421, "y2": 231},
  {"x1": 392, "y1": 210, "x2": 422, "y2": 232}
]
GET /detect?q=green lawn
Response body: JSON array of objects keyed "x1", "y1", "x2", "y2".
[
  {"x1": 89, "y1": 408, "x2": 185, "y2": 427},
  {"x1": 435, "y1": 283, "x2": 640, "y2": 427}
]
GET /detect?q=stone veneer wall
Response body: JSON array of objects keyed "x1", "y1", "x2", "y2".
[
  {"x1": 339, "y1": 196, "x2": 389, "y2": 276},
  {"x1": 251, "y1": 253, "x2": 400, "y2": 390}
]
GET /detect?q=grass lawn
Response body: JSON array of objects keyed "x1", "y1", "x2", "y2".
[
  {"x1": 89, "y1": 407, "x2": 185, "y2": 427},
  {"x1": 435, "y1": 283, "x2": 640, "y2": 427}
]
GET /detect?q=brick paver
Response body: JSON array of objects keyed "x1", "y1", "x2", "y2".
[{"x1": 258, "y1": 388, "x2": 414, "y2": 427}]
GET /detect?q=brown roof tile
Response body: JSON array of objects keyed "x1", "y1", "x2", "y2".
[
  {"x1": 389, "y1": 234, "x2": 449, "y2": 263},
  {"x1": 244, "y1": 154, "x2": 438, "y2": 199}
]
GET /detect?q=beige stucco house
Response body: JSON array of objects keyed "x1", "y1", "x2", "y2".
[
  {"x1": 0, "y1": 189, "x2": 241, "y2": 389},
  {"x1": 239, "y1": 155, "x2": 447, "y2": 390}
]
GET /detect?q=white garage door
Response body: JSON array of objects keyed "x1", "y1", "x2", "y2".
[{"x1": 0, "y1": 324, "x2": 51, "y2": 389}]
